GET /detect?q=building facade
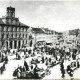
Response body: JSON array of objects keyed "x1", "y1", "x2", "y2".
[
  {"x1": 27, "y1": 27, "x2": 46, "y2": 47},
  {"x1": 27, "y1": 27, "x2": 61, "y2": 48},
  {"x1": 0, "y1": 6, "x2": 29, "y2": 50},
  {"x1": 62, "y1": 29, "x2": 78, "y2": 48}
]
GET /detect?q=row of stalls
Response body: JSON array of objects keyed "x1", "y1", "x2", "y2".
[{"x1": 13, "y1": 52, "x2": 60, "y2": 79}]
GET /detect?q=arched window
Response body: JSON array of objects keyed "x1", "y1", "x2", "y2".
[
  {"x1": 23, "y1": 34, "x2": 24, "y2": 38},
  {"x1": 15, "y1": 27, "x2": 17, "y2": 31},
  {"x1": 19, "y1": 34, "x2": 21, "y2": 38},
  {"x1": 11, "y1": 27, "x2": 13, "y2": 31},
  {"x1": 4, "y1": 27, "x2": 6, "y2": 31},
  {"x1": 6, "y1": 34, "x2": 9, "y2": 38},
  {"x1": 1, "y1": 27, "x2": 4, "y2": 31},
  {"x1": 6, "y1": 27, "x2": 8, "y2": 31},
  {"x1": 15, "y1": 34, "x2": 17, "y2": 37},
  {"x1": 13, "y1": 27, "x2": 16, "y2": 31},
  {"x1": 17, "y1": 27, "x2": 19, "y2": 31},
  {"x1": 26, "y1": 40, "x2": 27, "y2": 44},
  {"x1": 2, "y1": 33, "x2": 4, "y2": 38},
  {"x1": 11, "y1": 34, "x2": 13, "y2": 38}
]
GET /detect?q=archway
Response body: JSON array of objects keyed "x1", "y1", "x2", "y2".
[
  {"x1": 30, "y1": 40, "x2": 32, "y2": 47},
  {"x1": 10, "y1": 41, "x2": 12, "y2": 49},
  {"x1": 6, "y1": 42, "x2": 8, "y2": 49}
]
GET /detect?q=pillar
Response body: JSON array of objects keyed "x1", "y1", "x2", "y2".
[
  {"x1": 12, "y1": 41, "x2": 14, "y2": 49},
  {"x1": 17, "y1": 40, "x2": 19, "y2": 48},
  {"x1": 20, "y1": 40, "x2": 22, "y2": 48}
]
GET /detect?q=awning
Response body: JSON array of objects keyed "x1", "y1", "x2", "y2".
[{"x1": 46, "y1": 43, "x2": 52, "y2": 45}]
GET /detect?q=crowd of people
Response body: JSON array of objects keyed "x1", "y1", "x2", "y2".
[
  {"x1": 0, "y1": 45, "x2": 80, "y2": 79},
  {"x1": 0, "y1": 50, "x2": 9, "y2": 75},
  {"x1": 11, "y1": 45, "x2": 80, "y2": 79}
]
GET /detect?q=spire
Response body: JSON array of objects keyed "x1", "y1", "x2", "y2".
[{"x1": 10, "y1": 0, "x2": 11, "y2": 7}]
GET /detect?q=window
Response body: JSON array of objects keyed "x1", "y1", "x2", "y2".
[
  {"x1": 23, "y1": 34, "x2": 24, "y2": 38},
  {"x1": 2, "y1": 34, "x2": 4, "y2": 38},
  {"x1": 6, "y1": 34, "x2": 9, "y2": 38},
  {"x1": 17, "y1": 27, "x2": 19, "y2": 31},
  {"x1": 26, "y1": 40, "x2": 27, "y2": 44},
  {"x1": 1, "y1": 27, "x2": 4, "y2": 31},
  {"x1": 11, "y1": 34, "x2": 13, "y2": 38},
  {"x1": 11, "y1": 27, "x2": 13, "y2": 31},
  {"x1": 19, "y1": 34, "x2": 21, "y2": 38},
  {"x1": 15, "y1": 34, "x2": 17, "y2": 37}
]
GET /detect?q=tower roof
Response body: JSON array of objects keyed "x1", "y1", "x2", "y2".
[
  {"x1": 0, "y1": 6, "x2": 29, "y2": 28},
  {"x1": 7, "y1": 6, "x2": 15, "y2": 18},
  {"x1": 7, "y1": 6, "x2": 15, "y2": 10}
]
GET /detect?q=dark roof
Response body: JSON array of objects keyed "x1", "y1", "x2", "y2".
[
  {"x1": 0, "y1": 18, "x2": 29, "y2": 28},
  {"x1": 43, "y1": 28, "x2": 51, "y2": 34},
  {"x1": 32, "y1": 28, "x2": 45, "y2": 34},
  {"x1": 42, "y1": 28, "x2": 55, "y2": 34},
  {"x1": 7, "y1": 7, "x2": 15, "y2": 11},
  {"x1": 55, "y1": 31, "x2": 62, "y2": 35},
  {"x1": 69, "y1": 29, "x2": 79, "y2": 35},
  {"x1": 0, "y1": 18, "x2": 5, "y2": 24},
  {"x1": 19, "y1": 22, "x2": 29, "y2": 27}
]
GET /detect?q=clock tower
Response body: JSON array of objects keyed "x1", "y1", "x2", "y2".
[{"x1": 7, "y1": 7, "x2": 15, "y2": 18}]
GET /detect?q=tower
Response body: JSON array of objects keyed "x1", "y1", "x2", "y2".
[{"x1": 7, "y1": 7, "x2": 15, "y2": 18}]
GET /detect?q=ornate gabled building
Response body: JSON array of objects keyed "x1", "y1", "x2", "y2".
[
  {"x1": 27, "y1": 27, "x2": 46, "y2": 47},
  {"x1": 0, "y1": 6, "x2": 29, "y2": 50}
]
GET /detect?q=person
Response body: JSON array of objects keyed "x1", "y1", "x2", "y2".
[
  {"x1": 49, "y1": 58, "x2": 51, "y2": 63},
  {"x1": 67, "y1": 65, "x2": 73, "y2": 77},
  {"x1": 60, "y1": 61, "x2": 65, "y2": 78},
  {"x1": 17, "y1": 65, "x2": 21, "y2": 79},
  {"x1": 4, "y1": 55, "x2": 8, "y2": 64},
  {"x1": 19, "y1": 66, "x2": 23, "y2": 72},
  {"x1": 33, "y1": 64, "x2": 39, "y2": 79},
  {"x1": 42, "y1": 57, "x2": 44, "y2": 63},
  {"x1": 18, "y1": 54, "x2": 20, "y2": 60},
  {"x1": 13, "y1": 50, "x2": 15, "y2": 54},
  {"x1": 77, "y1": 61, "x2": 80, "y2": 68},
  {"x1": 13, "y1": 68, "x2": 18, "y2": 77},
  {"x1": 22, "y1": 66, "x2": 26, "y2": 72},
  {"x1": 24, "y1": 60, "x2": 29, "y2": 71}
]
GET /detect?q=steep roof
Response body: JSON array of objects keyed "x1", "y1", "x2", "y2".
[
  {"x1": 0, "y1": 18, "x2": 29, "y2": 28},
  {"x1": 42, "y1": 28, "x2": 55, "y2": 34},
  {"x1": 32, "y1": 28, "x2": 45, "y2": 34},
  {"x1": 19, "y1": 22, "x2": 29, "y2": 27},
  {"x1": 0, "y1": 18, "x2": 5, "y2": 24},
  {"x1": 69, "y1": 29, "x2": 79, "y2": 35}
]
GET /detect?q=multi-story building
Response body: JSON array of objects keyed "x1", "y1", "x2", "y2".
[
  {"x1": 42, "y1": 28, "x2": 54, "y2": 45},
  {"x1": 27, "y1": 27, "x2": 46, "y2": 47},
  {"x1": 55, "y1": 32, "x2": 63, "y2": 47},
  {"x1": 27, "y1": 27, "x2": 61, "y2": 48},
  {"x1": 42, "y1": 28, "x2": 59, "y2": 47},
  {"x1": 0, "y1": 6, "x2": 29, "y2": 50},
  {"x1": 62, "y1": 29, "x2": 79, "y2": 48}
]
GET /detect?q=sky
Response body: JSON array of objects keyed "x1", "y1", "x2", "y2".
[{"x1": 0, "y1": 0, "x2": 80, "y2": 32}]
